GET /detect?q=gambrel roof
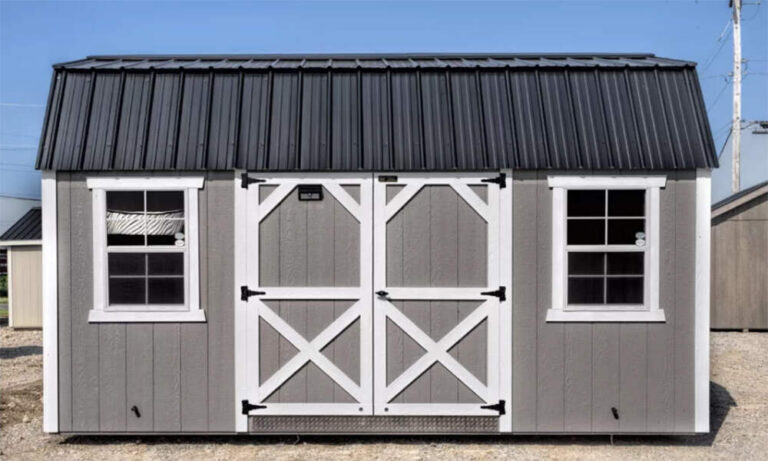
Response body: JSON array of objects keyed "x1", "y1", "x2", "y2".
[{"x1": 36, "y1": 53, "x2": 718, "y2": 171}]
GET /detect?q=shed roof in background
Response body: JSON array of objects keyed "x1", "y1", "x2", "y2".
[
  {"x1": 0, "y1": 208, "x2": 42, "y2": 242},
  {"x1": 36, "y1": 53, "x2": 718, "y2": 171},
  {"x1": 712, "y1": 180, "x2": 768, "y2": 218}
]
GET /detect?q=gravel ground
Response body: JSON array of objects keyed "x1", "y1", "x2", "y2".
[{"x1": 1, "y1": 328, "x2": 766, "y2": 460}]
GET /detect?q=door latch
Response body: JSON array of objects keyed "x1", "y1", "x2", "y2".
[
  {"x1": 375, "y1": 290, "x2": 390, "y2": 300},
  {"x1": 481, "y1": 286, "x2": 506, "y2": 302}
]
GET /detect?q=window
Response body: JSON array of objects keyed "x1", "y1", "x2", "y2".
[
  {"x1": 87, "y1": 177, "x2": 205, "y2": 322},
  {"x1": 547, "y1": 176, "x2": 666, "y2": 322}
]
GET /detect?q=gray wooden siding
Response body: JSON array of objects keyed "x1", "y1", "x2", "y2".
[
  {"x1": 57, "y1": 171, "x2": 234, "y2": 433},
  {"x1": 511, "y1": 171, "x2": 697, "y2": 433},
  {"x1": 711, "y1": 196, "x2": 768, "y2": 329},
  {"x1": 386, "y1": 185, "x2": 487, "y2": 404}
]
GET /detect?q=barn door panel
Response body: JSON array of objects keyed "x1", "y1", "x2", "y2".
[
  {"x1": 244, "y1": 175, "x2": 372, "y2": 415},
  {"x1": 373, "y1": 174, "x2": 503, "y2": 416}
]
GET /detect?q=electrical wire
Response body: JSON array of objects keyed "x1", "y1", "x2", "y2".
[{"x1": 706, "y1": 79, "x2": 732, "y2": 112}]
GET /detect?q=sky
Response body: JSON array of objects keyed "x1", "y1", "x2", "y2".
[{"x1": 1, "y1": 0, "x2": 766, "y2": 200}]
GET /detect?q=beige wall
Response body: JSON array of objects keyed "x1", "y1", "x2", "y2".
[
  {"x1": 8, "y1": 245, "x2": 43, "y2": 328},
  {"x1": 711, "y1": 195, "x2": 768, "y2": 330}
]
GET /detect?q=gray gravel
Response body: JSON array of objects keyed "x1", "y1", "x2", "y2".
[{"x1": 1, "y1": 328, "x2": 766, "y2": 460}]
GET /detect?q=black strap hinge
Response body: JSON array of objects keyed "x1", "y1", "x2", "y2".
[
  {"x1": 481, "y1": 172, "x2": 506, "y2": 188},
  {"x1": 480, "y1": 399, "x2": 506, "y2": 416},
  {"x1": 241, "y1": 400, "x2": 266, "y2": 414},
  {"x1": 481, "y1": 286, "x2": 506, "y2": 302},
  {"x1": 241, "y1": 172, "x2": 266, "y2": 188},
  {"x1": 241, "y1": 285, "x2": 265, "y2": 301}
]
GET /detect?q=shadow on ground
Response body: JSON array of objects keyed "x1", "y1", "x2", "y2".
[
  {"x1": 60, "y1": 381, "x2": 736, "y2": 448},
  {"x1": 0, "y1": 345, "x2": 42, "y2": 359}
]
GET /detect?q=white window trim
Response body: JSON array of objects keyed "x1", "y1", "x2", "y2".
[
  {"x1": 86, "y1": 176, "x2": 205, "y2": 323},
  {"x1": 546, "y1": 175, "x2": 666, "y2": 323}
]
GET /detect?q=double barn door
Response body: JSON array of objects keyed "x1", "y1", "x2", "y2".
[{"x1": 242, "y1": 173, "x2": 504, "y2": 417}]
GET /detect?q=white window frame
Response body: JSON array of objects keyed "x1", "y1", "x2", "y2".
[
  {"x1": 86, "y1": 177, "x2": 205, "y2": 323},
  {"x1": 546, "y1": 175, "x2": 666, "y2": 323}
]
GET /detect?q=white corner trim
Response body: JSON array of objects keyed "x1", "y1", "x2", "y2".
[
  {"x1": 86, "y1": 176, "x2": 204, "y2": 190},
  {"x1": 545, "y1": 309, "x2": 666, "y2": 323},
  {"x1": 88, "y1": 310, "x2": 206, "y2": 323},
  {"x1": 41, "y1": 170, "x2": 58, "y2": 433},
  {"x1": 547, "y1": 175, "x2": 667, "y2": 189},
  {"x1": 695, "y1": 169, "x2": 711, "y2": 433},
  {"x1": 233, "y1": 170, "x2": 248, "y2": 432},
  {"x1": 7, "y1": 247, "x2": 14, "y2": 328}
]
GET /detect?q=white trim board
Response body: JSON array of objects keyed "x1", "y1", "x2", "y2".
[
  {"x1": 695, "y1": 169, "x2": 711, "y2": 433},
  {"x1": 41, "y1": 171, "x2": 58, "y2": 433},
  {"x1": 547, "y1": 175, "x2": 666, "y2": 323},
  {"x1": 0, "y1": 240, "x2": 42, "y2": 247},
  {"x1": 86, "y1": 177, "x2": 205, "y2": 323}
]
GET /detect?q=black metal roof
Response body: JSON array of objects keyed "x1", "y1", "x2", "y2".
[
  {"x1": 36, "y1": 53, "x2": 718, "y2": 171},
  {"x1": 0, "y1": 208, "x2": 42, "y2": 242}
]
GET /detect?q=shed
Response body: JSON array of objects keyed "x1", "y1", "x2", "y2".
[
  {"x1": 0, "y1": 208, "x2": 43, "y2": 328},
  {"x1": 37, "y1": 53, "x2": 715, "y2": 435},
  {"x1": 711, "y1": 181, "x2": 768, "y2": 330}
]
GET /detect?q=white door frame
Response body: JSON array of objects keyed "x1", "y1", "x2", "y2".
[
  {"x1": 372, "y1": 172, "x2": 504, "y2": 416},
  {"x1": 237, "y1": 173, "x2": 373, "y2": 420}
]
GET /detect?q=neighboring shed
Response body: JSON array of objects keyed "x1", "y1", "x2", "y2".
[
  {"x1": 0, "y1": 208, "x2": 43, "y2": 328},
  {"x1": 711, "y1": 181, "x2": 768, "y2": 330},
  {"x1": 35, "y1": 53, "x2": 716, "y2": 436}
]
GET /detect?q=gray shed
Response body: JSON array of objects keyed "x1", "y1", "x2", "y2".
[
  {"x1": 37, "y1": 53, "x2": 715, "y2": 435},
  {"x1": 711, "y1": 181, "x2": 768, "y2": 330}
]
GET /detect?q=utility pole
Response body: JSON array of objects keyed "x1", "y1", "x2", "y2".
[{"x1": 731, "y1": 0, "x2": 742, "y2": 193}]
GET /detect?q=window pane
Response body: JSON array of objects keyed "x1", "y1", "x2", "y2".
[
  {"x1": 108, "y1": 253, "x2": 145, "y2": 276},
  {"x1": 107, "y1": 191, "x2": 143, "y2": 212},
  {"x1": 607, "y1": 219, "x2": 645, "y2": 244},
  {"x1": 147, "y1": 191, "x2": 184, "y2": 213},
  {"x1": 567, "y1": 190, "x2": 605, "y2": 217},
  {"x1": 109, "y1": 278, "x2": 145, "y2": 304},
  {"x1": 568, "y1": 219, "x2": 605, "y2": 245},
  {"x1": 147, "y1": 219, "x2": 185, "y2": 246},
  {"x1": 568, "y1": 252, "x2": 604, "y2": 275},
  {"x1": 608, "y1": 190, "x2": 645, "y2": 217},
  {"x1": 607, "y1": 253, "x2": 644, "y2": 275},
  {"x1": 148, "y1": 278, "x2": 184, "y2": 304},
  {"x1": 568, "y1": 278, "x2": 604, "y2": 304},
  {"x1": 107, "y1": 232, "x2": 145, "y2": 246},
  {"x1": 148, "y1": 253, "x2": 184, "y2": 275},
  {"x1": 607, "y1": 277, "x2": 644, "y2": 304}
]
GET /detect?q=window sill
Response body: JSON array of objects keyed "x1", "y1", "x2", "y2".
[
  {"x1": 88, "y1": 309, "x2": 206, "y2": 323},
  {"x1": 545, "y1": 309, "x2": 666, "y2": 323}
]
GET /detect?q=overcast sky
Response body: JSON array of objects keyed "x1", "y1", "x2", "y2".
[{"x1": 1, "y1": 0, "x2": 766, "y2": 199}]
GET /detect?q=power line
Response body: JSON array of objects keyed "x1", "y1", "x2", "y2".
[
  {"x1": 706, "y1": 79, "x2": 732, "y2": 112},
  {"x1": 701, "y1": 19, "x2": 732, "y2": 72}
]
